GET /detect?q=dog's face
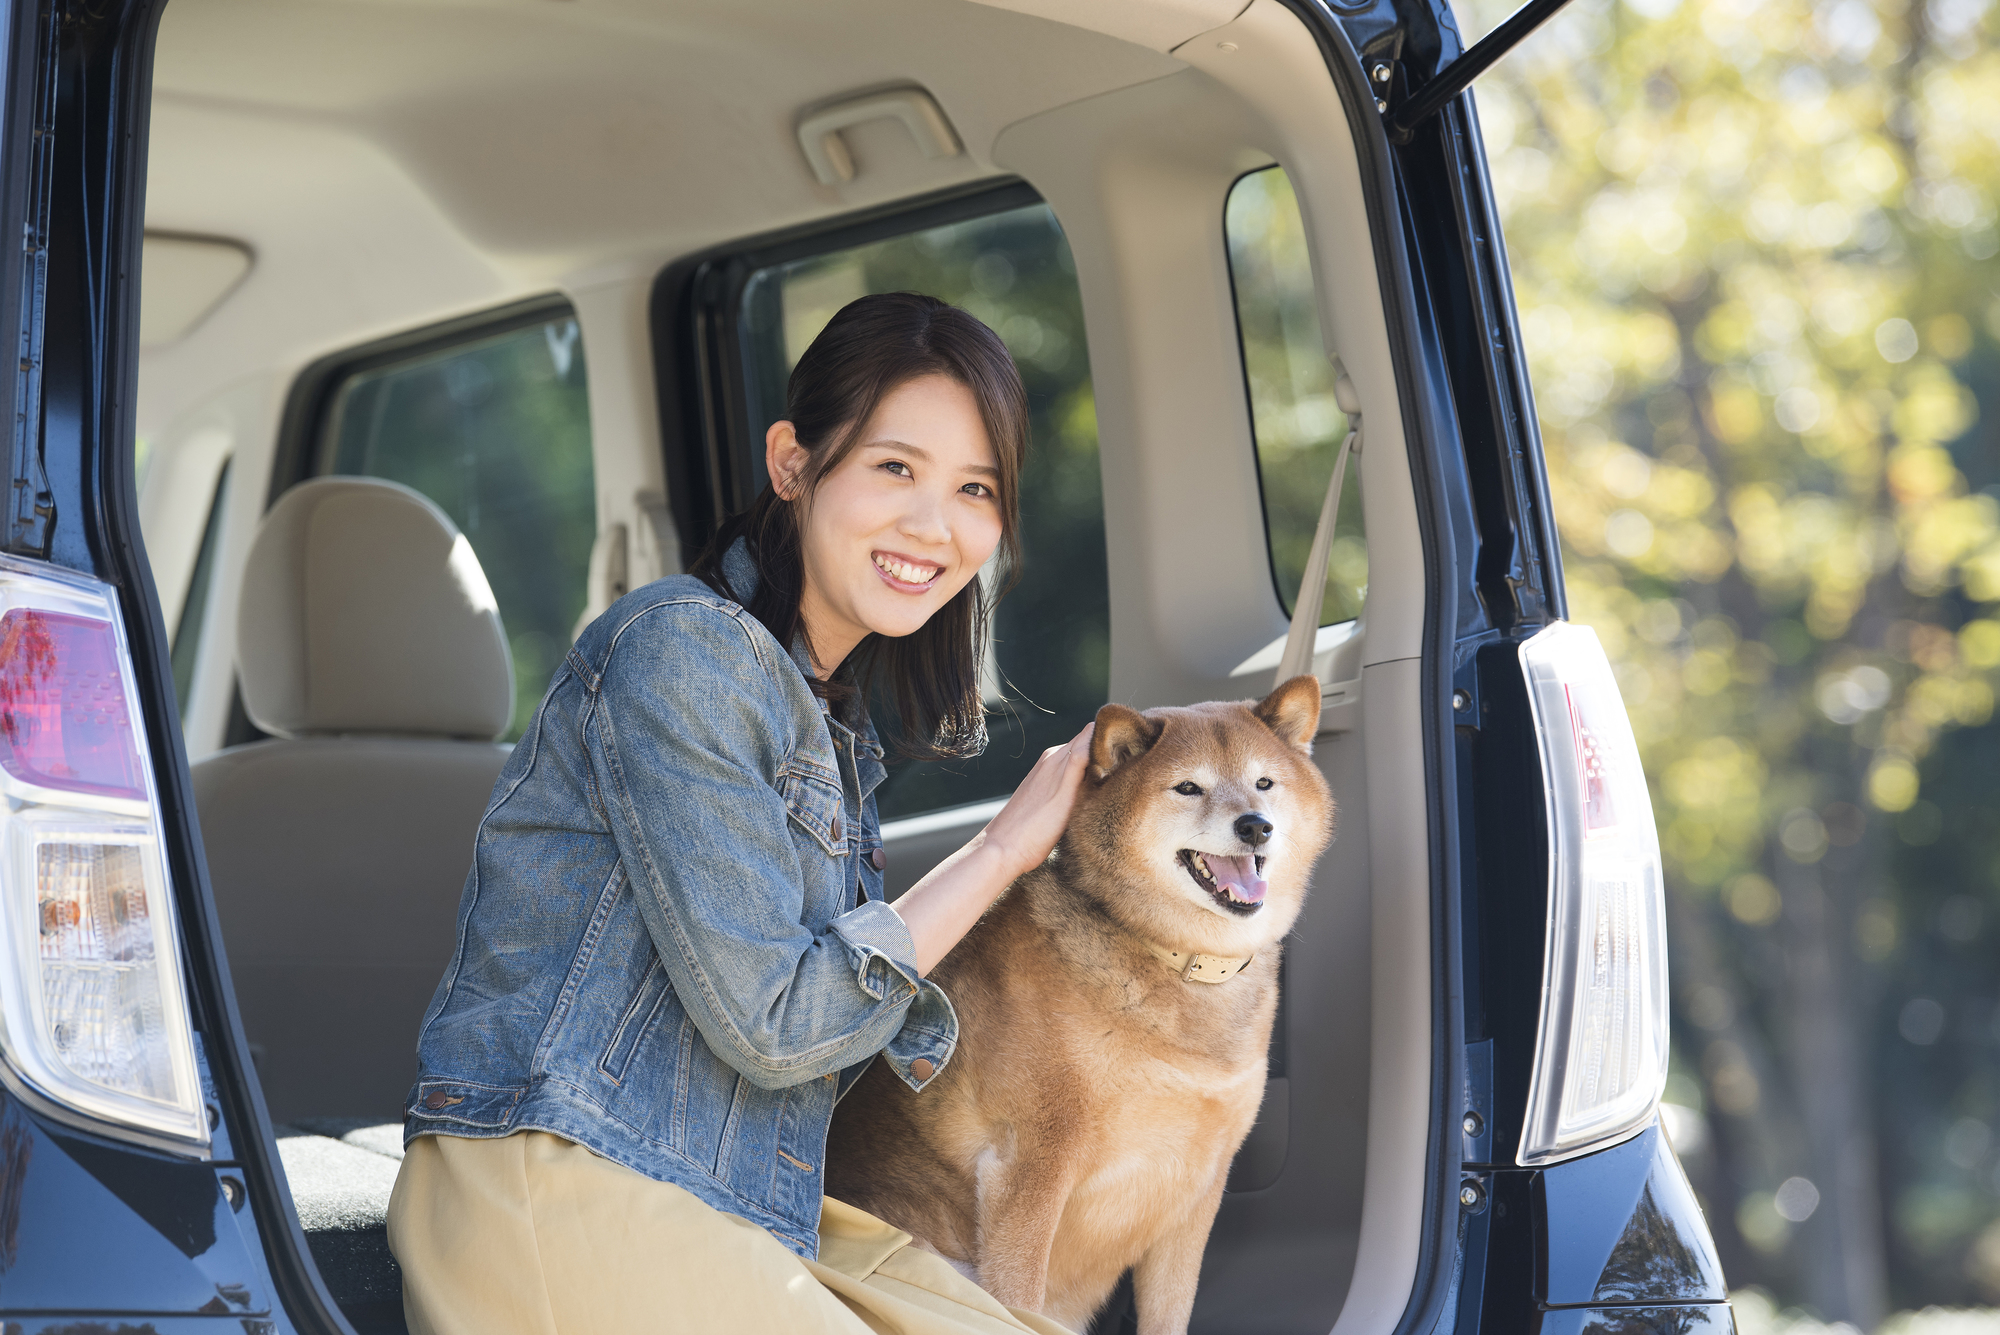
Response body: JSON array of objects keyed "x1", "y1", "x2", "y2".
[{"x1": 1059, "y1": 676, "x2": 1336, "y2": 960}]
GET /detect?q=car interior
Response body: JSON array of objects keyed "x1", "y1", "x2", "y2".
[{"x1": 134, "y1": 2, "x2": 1438, "y2": 1332}]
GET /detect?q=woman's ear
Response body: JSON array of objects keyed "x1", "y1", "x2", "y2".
[
  {"x1": 1091, "y1": 704, "x2": 1161, "y2": 779},
  {"x1": 766, "y1": 421, "x2": 808, "y2": 500}
]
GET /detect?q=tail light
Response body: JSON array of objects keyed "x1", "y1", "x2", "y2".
[
  {"x1": 0, "y1": 557, "x2": 207, "y2": 1150},
  {"x1": 1517, "y1": 622, "x2": 1670, "y2": 1165}
]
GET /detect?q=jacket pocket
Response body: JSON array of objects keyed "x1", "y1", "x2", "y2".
[
  {"x1": 776, "y1": 760, "x2": 846, "y2": 857},
  {"x1": 599, "y1": 957, "x2": 674, "y2": 1084}
]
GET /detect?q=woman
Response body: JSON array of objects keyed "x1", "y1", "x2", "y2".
[{"x1": 387, "y1": 292, "x2": 1091, "y2": 1335}]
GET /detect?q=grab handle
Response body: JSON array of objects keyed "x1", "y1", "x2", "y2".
[{"x1": 797, "y1": 88, "x2": 962, "y2": 185}]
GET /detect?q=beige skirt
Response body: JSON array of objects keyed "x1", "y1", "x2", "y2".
[{"x1": 386, "y1": 1130, "x2": 1076, "y2": 1335}]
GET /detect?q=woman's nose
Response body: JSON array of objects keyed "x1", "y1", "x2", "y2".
[{"x1": 898, "y1": 489, "x2": 952, "y2": 545}]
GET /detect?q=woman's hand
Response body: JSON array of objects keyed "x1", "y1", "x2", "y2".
[
  {"x1": 892, "y1": 720, "x2": 1095, "y2": 976},
  {"x1": 977, "y1": 720, "x2": 1096, "y2": 879}
]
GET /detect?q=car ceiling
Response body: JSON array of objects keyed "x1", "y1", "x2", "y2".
[{"x1": 146, "y1": 0, "x2": 1192, "y2": 287}]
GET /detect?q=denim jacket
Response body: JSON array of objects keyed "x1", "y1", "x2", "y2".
[{"x1": 406, "y1": 541, "x2": 958, "y2": 1257}]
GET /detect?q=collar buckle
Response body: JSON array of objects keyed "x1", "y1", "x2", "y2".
[{"x1": 1143, "y1": 939, "x2": 1254, "y2": 985}]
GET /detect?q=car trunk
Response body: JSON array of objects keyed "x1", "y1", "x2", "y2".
[{"x1": 126, "y1": 2, "x2": 1452, "y2": 1331}]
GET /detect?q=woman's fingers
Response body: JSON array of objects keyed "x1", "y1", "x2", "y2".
[
  {"x1": 1054, "y1": 720, "x2": 1094, "y2": 789},
  {"x1": 983, "y1": 721, "x2": 1097, "y2": 877},
  {"x1": 1067, "y1": 720, "x2": 1095, "y2": 769},
  {"x1": 1013, "y1": 723, "x2": 1092, "y2": 809}
]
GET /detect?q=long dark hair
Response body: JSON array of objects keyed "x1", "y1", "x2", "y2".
[{"x1": 694, "y1": 292, "x2": 1029, "y2": 761}]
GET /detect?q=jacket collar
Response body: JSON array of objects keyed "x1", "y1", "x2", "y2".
[{"x1": 720, "y1": 538, "x2": 885, "y2": 768}]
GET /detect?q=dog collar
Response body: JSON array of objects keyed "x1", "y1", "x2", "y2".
[{"x1": 1142, "y1": 940, "x2": 1255, "y2": 984}]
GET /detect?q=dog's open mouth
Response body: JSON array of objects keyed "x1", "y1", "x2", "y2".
[{"x1": 1178, "y1": 850, "x2": 1268, "y2": 916}]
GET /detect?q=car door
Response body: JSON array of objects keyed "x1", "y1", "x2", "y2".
[
  {"x1": 0, "y1": 0, "x2": 355, "y2": 1328},
  {"x1": 1270, "y1": 1, "x2": 1732, "y2": 1332}
]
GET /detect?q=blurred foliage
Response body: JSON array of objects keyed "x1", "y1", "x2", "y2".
[
  {"x1": 1227, "y1": 167, "x2": 1369, "y2": 627},
  {"x1": 739, "y1": 205, "x2": 1109, "y2": 818},
  {"x1": 1735, "y1": 1287, "x2": 2000, "y2": 1335},
  {"x1": 1467, "y1": 0, "x2": 2000, "y2": 1313},
  {"x1": 326, "y1": 315, "x2": 596, "y2": 741}
]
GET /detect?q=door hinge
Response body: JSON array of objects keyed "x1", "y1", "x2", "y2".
[
  {"x1": 1382, "y1": 0, "x2": 1578, "y2": 142},
  {"x1": 1361, "y1": 27, "x2": 1406, "y2": 116}
]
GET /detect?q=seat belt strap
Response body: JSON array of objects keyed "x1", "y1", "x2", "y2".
[{"x1": 1275, "y1": 363, "x2": 1362, "y2": 690}]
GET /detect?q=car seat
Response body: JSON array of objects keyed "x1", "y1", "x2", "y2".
[{"x1": 192, "y1": 475, "x2": 515, "y2": 1126}]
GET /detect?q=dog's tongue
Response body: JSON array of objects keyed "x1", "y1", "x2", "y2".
[{"x1": 1208, "y1": 855, "x2": 1268, "y2": 904}]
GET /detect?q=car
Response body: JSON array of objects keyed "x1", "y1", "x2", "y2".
[{"x1": 0, "y1": 0, "x2": 1731, "y2": 1332}]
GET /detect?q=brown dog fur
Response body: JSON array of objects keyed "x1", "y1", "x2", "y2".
[{"x1": 825, "y1": 676, "x2": 1336, "y2": 1335}]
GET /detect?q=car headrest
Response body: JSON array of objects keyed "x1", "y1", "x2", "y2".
[{"x1": 238, "y1": 477, "x2": 515, "y2": 740}]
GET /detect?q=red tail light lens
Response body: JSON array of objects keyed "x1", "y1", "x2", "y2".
[
  {"x1": 0, "y1": 559, "x2": 205, "y2": 1151},
  {"x1": 0, "y1": 609, "x2": 148, "y2": 801},
  {"x1": 1518, "y1": 623, "x2": 1670, "y2": 1166}
]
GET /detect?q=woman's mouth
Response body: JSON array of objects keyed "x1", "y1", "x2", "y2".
[{"x1": 873, "y1": 551, "x2": 944, "y2": 593}]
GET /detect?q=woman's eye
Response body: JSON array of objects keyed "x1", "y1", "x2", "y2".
[
  {"x1": 1173, "y1": 781, "x2": 1203, "y2": 796},
  {"x1": 881, "y1": 460, "x2": 912, "y2": 477},
  {"x1": 960, "y1": 482, "x2": 992, "y2": 498},
  {"x1": 1256, "y1": 777, "x2": 1273, "y2": 791}
]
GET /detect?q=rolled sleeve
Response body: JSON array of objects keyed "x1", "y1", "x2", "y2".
[
  {"x1": 826, "y1": 899, "x2": 918, "y2": 1000},
  {"x1": 881, "y1": 977, "x2": 956, "y2": 1092},
  {"x1": 826, "y1": 899, "x2": 955, "y2": 1091}
]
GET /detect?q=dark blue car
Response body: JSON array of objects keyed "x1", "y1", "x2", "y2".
[{"x1": 0, "y1": 0, "x2": 1730, "y2": 1330}]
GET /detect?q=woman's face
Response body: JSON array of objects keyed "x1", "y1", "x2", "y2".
[{"x1": 769, "y1": 373, "x2": 1004, "y2": 673}]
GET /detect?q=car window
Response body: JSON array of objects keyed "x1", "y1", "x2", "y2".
[
  {"x1": 317, "y1": 311, "x2": 595, "y2": 741},
  {"x1": 171, "y1": 460, "x2": 229, "y2": 718},
  {"x1": 1226, "y1": 166, "x2": 1367, "y2": 626},
  {"x1": 736, "y1": 203, "x2": 1107, "y2": 821}
]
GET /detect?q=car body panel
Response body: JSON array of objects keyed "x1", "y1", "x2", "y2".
[
  {"x1": 1538, "y1": 1307, "x2": 1736, "y2": 1335},
  {"x1": 0, "y1": 1088, "x2": 270, "y2": 1316},
  {"x1": 1541, "y1": 1126, "x2": 1726, "y2": 1307}
]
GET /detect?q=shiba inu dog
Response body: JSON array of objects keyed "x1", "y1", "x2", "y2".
[{"x1": 826, "y1": 675, "x2": 1336, "y2": 1335}]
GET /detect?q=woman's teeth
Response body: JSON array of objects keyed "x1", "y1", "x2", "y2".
[{"x1": 874, "y1": 554, "x2": 941, "y2": 586}]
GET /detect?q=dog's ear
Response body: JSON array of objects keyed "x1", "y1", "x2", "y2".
[
  {"x1": 1091, "y1": 704, "x2": 1161, "y2": 778},
  {"x1": 1255, "y1": 675, "x2": 1323, "y2": 751}
]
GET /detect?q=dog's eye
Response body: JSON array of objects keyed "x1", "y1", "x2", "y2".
[
  {"x1": 1256, "y1": 777, "x2": 1273, "y2": 791},
  {"x1": 1173, "y1": 780, "x2": 1203, "y2": 796}
]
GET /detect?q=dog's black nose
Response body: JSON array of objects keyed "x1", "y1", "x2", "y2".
[{"x1": 1235, "y1": 813, "x2": 1274, "y2": 847}]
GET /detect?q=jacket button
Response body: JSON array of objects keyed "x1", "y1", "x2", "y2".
[
  {"x1": 831, "y1": 817, "x2": 843, "y2": 842},
  {"x1": 422, "y1": 1090, "x2": 450, "y2": 1109},
  {"x1": 870, "y1": 848, "x2": 886, "y2": 871},
  {"x1": 910, "y1": 1058, "x2": 935, "y2": 1081}
]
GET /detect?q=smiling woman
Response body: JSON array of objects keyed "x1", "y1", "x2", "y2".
[
  {"x1": 391, "y1": 291, "x2": 1095, "y2": 1332},
  {"x1": 695, "y1": 292, "x2": 1029, "y2": 762}
]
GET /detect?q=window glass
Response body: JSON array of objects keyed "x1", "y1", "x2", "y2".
[
  {"x1": 172, "y1": 460, "x2": 229, "y2": 718},
  {"x1": 737, "y1": 204, "x2": 1107, "y2": 821},
  {"x1": 320, "y1": 313, "x2": 594, "y2": 741},
  {"x1": 1226, "y1": 167, "x2": 1367, "y2": 626}
]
